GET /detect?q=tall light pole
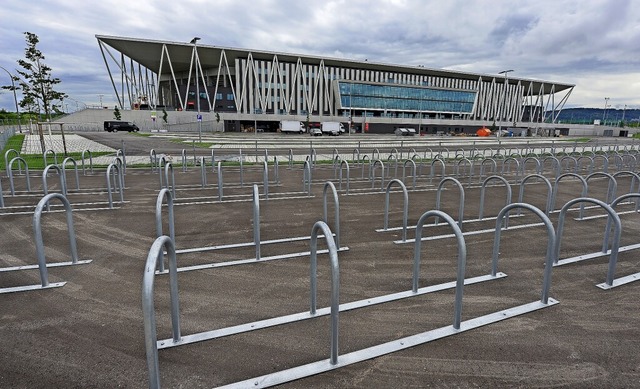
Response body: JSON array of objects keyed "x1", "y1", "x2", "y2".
[
  {"x1": 190, "y1": 37, "x2": 202, "y2": 143},
  {"x1": 0, "y1": 66, "x2": 23, "y2": 133},
  {"x1": 497, "y1": 69, "x2": 514, "y2": 138},
  {"x1": 622, "y1": 104, "x2": 627, "y2": 126},
  {"x1": 602, "y1": 97, "x2": 610, "y2": 124}
]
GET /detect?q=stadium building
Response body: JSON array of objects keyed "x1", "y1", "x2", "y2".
[{"x1": 96, "y1": 35, "x2": 575, "y2": 135}]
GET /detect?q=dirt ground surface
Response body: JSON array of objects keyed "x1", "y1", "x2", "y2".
[{"x1": 2, "y1": 133, "x2": 640, "y2": 388}]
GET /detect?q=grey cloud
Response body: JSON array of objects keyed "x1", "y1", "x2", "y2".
[{"x1": 1, "y1": 0, "x2": 639, "y2": 109}]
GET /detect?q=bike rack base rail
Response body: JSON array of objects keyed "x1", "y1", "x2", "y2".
[
  {"x1": 0, "y1": 281, "x2": 66, "y2": 294},
  {"x1": 157, "y1": 271, "x2": 507, "y2": 349},
  {"x1": 218, "y1": 298, "x2": 558, "y2": 389},
  {"x1": 0, "y1": 259, "x2": 92, "y2": 273}
]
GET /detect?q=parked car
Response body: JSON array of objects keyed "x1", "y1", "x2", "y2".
[
  {"x1": 394, "y1": 128, "x2": 416, "y2": 136},
  {"x1": 104, "y1": 120, "x2": 140, "y2": 132},
  {"x1": 309, "y1": 127, "x2": 323, "y2": 136}
]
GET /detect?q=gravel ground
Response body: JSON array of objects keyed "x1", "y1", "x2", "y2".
[{"x1": 1, "y1": 133, "x2": 640, "y2": 388}]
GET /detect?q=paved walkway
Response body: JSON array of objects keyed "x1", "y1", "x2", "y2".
[{"x1": 21, "y1": 134, "x2": 115, "y2": 154}]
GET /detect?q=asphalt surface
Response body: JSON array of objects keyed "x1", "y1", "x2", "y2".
[{"x1": 1, "y1": 133, "x2": 640, "y2": 388}]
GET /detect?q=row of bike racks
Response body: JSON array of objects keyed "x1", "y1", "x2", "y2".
[
  {"x1": 142, "y1": 189, "x2": 640, "y2": 386},
  {"x1": 150, "y1": 147, "x2": 277, "y2": 175},
  {"x1": 139, "y1": 145, "x2": 640, "y2": 205},
  {"x1": 1, "y1": 160, "x2": 126, "y2": 212},
  {"x1": 0, "y1": 193, "x2": 92, "y2": 294},
  {"x1": 142, "y1": 200, "x2": 568, "y2": 388},
  {"x1": 298, "y1": 151, "x2": 637, "y2": 198},
  {"x1": 376, "y1": 173, "x2": 640, "y2": 288},
  {"x1": 379, "y1": 171, "x2": 639, "y2": 242},
  {"x1": 5, "y1": 148, "x2": 96, "y2": 177},
  {"x1": 1, "y1": 146, "x2": 127, "y2": 212},
  {"x1": 154, "y1": 181, "x2": 349, "y2": 274},
  {"x1": 155, "y1": 155, "x2": 284, "y2": 203}
]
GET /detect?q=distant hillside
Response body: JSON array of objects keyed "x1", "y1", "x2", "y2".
[{"x1": 552, "y1": 107, "x2": 640, "y2": 125}]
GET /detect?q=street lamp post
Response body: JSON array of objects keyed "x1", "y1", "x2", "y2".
[
  {"x1": 418, "y1": 91, "x2": 424, "y2": 136},
  {"x1": 191, "y1": 37, "x2": 202, "y2": 143},
  {"x1": 349, "y1": 82, "x2": 352, "y2": 136},
  {"x1": 497, "y1": 69, "x2": 514, "y2": 138},
  {"x1": 603, "y1": 97, "x2": 610, "y2": 125},
  {"x1": 0, "y1": 66, "x2": 23, "y2": 133}
]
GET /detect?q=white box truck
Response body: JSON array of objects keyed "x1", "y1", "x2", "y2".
[
  {"x1": 280, "y1": 120, "x2": 306, "y2": 134},
  {"x1": 321, "y1": 122, "x2": 345, "y2": 136}
]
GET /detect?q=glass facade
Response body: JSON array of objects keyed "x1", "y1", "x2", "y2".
[{"x1": 338, "y1": 82, "x2": 476, "y2": 114}]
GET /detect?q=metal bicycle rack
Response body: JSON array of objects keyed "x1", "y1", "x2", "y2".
[
  {"x1": 337, "y1": 159, "x2": 350, "y2": 194},
  {"x1": 542, "y1": 156, "x2": 561, "y2": 178},
  {"x1": 521, "y1": 156, "x2": 542, "y2": 176},
  {"x1": 149, "y1": 149, "x2": 158, "y2": 173},
  {"x1": 0, "y1": 193, "x2": 92, "y2": 294},
  {"x1": 435, "y1": 177, "x2": 465, "y2": 230},
  {"x1": 81, "y1": 149, "x2": 94, "y2": 175},
  {"x1": 115, "y1": 148, "x2": 126, "y2": 174},
  {"x1": 43, "y1": 149, "x2": 58, "y2": 166},
  {"x1": 106, "y1": 163, "x2": 124, "y2": 209},
  {"x1": 154, "y1": 188, "x2": 175, "y2": 273},
  {"x1": 387, "y1": 154, "x2": 399, "y2": 178},
  {"x1": 577, "y1": 155, "x2": 595, "y2": 175},
  {"x1": 560, "y1": 156, "x2": 578, "y2": 174},
  {"x1": 429, "y1": 159, "x2": 446, "y2": 184},
  {"x1": 302, "y1": 160, "x2": 312, "y2": 195},
  {"x1": 360, "y1": 154, "x2": 370, "y2": 179},
  {"x1": 455, "y1": 158, "x2": 473, "y2": 183},
  {"x1": 552, "y1": 197, "x2": 629, "y2": 290},
  {"x1": 518, "y1": 174, "x2": 553, "y2": 215},
  {"x1": 43, "y1": 164, "x2": 68, "y2": 197},
  {"x1": 142, "y1": 207, "x2": 528, "y2": 388},
  {"x1": 553, "y1": 193, "x2": 640, "y2": 288},
  {"x1": 112, "y1": 156, "x2": 126, "y2": 186},
  {"x1": 371, "y1": 159, "x2": 385, "y2": 190},
  {"x1": 62, "y1": 157, "x2": 81, "y2": 192},
  {"x1": 585, "y1": 172, "x2": 617, "y2": 204},
  {"x1": 198, "y1": 157, "x2": 207, "y2": 188},
  {"x1": 402, "y1": 159, "x2": 417, "y2": 189},
  {"x1": 226, "y1": 209, "x2": 554, "y2": 388},
  {"x1": 612, "y1": 171, "x2": 640, "y2": 199},
  {"x1": 500, "y1": 157, "x2": 521, "y2": 180},
  {"x1": 180, "y1": 149, "x2": 188, "y2": 172},
  {"x1": 380, "y1": 179, "x2": 409, "y2": 242},
  {"x1": 478, "y1": 175, "x2": 512, "y2": 224},
  {"x1": 4, "y1": 148, "x2": 19, "y2": 177},
  {"x1": 159, "y1": 162, "x2": 176, "y2": 199},
  {"x1": 490, "y1": 203, "x2": 557, "y2": 305},
  {"x1": 8, "y1": 156, "x2": 31, "y2": 195},
  {"x1": 550, "y1": 173, "x2": 587, "y2": 216},
  {"x1": 154, "y1": 182, "x2": 348, "y2": 274},
  {"x1": 478, "y1": 158, "x2": 497, "y2": 181}
]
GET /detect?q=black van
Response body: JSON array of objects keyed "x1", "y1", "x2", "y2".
[{"x1": 104, "y1": 121, "x2": 140, "y2": 132}]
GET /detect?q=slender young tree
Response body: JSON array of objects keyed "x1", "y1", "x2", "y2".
[{"x1": 15, "y1": 32, "x2": 67, "y2": 121}]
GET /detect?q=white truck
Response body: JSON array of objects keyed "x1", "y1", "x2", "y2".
[
  {"x1": 321, "y1": 122, "x2": 345, "y2": 136},
  {"x1": 280, "y1": 120, "x2": 306, "y2": 134}
]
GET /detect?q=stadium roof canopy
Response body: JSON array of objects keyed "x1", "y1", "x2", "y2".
[{"x1": 96, "y1": 35, "x2": 574, "y2": 95}]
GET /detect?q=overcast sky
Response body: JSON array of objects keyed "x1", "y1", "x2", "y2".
[{"x1": 1, "y1": 0, "x2": 638, "y2": 112}]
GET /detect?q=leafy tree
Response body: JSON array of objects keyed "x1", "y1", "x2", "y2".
[
  {"x1": 114, "y1": 106, "x2": 122, "y2": 120},
  {"x1": 215, "y1": 112, "x2": 220, "y2": 131},
  {"x1": 162, "y1": 108, "x2": 168, "y2": 124},
  {"x1": 15, "y1": 32, "x2": 67, "y2": 121}
]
